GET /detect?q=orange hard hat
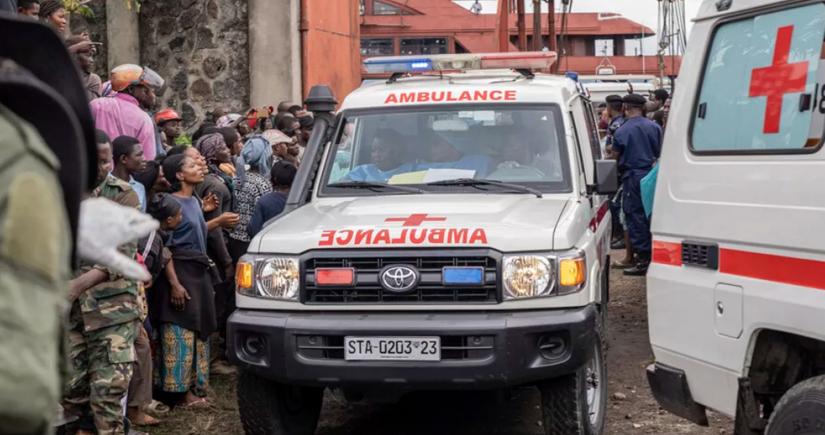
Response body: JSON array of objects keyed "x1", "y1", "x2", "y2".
[
  {"x1": 154, "y1": 109, "x2": 182, "y2": 125},
  {"x1": 110, "y1": 64, "x2": 164, "y2": 92}
]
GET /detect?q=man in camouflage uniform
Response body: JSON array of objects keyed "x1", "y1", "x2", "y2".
[{"x1": 62, "y1": 174, "x2": 142, "y2": 435}]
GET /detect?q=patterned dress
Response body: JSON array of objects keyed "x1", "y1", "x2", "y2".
[{"x1": 228, "y1": 172, "x2": 272, "y2": 243}]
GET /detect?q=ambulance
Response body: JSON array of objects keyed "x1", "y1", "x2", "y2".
[
  {"x1": 646, "y1": 0, "x2": 825, "y2": 434},
  {"x1": 228, "y1": 52, "x2": 617, "y2": 435}
]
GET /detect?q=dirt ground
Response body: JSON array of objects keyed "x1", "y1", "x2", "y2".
[{"x1": 148, "y1": 249, "x2": 733, "y2": 435}]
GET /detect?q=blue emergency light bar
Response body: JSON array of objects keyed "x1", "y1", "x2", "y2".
[{"x1": 363, "y1": 52, "x2": 557, "y2": 75}]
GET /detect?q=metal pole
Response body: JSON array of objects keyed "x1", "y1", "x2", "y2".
[
  {"x1": 547, "y1": 0, "x2": 556, "y2": 52},
  {"x1": 496, "y1": 0, "x2": 510, "y2": 52},
  {"x1": 517, "y1": 0, "x2": 527, "y2": 51},
  {"x1": 532, "y1": 0, "x2": 542, "y2": 51},
  {"x1": 641, "y1": 22, "x2": 645, "y2": 74}
]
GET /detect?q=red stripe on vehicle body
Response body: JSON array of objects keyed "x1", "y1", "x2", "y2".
[
  {"x1": 720, "y1": 249, "x2": 825, "y2": 291},
  {"x1": 652, "y1": 241, "x2": 682, "y2": 266},
  {"x1": 589, "y1": 201, "x2": 609, "y2": 232}
]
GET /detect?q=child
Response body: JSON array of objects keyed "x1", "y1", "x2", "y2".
[{"x1": 247, "y1": 161, "x2": 296, "y2": 239}]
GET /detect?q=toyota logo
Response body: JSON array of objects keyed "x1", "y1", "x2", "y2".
[{"x1": 380, "y1": 265, "x2": 420, "y2": 293}]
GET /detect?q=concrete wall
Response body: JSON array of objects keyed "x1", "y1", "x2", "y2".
[
  {"x1": 301, "y1": 0, "x2": 361, "y2": 105},
  {"x1": 139, "y1": 0, "x2": 250, "y2": 130},
  {"x1": 106, "y1": 0, "x2": 140, "y2": 71},
  {"x1": 248, "y1": 0, "x2": 302, "y2": 108}
]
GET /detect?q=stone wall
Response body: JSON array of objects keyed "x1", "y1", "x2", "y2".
[{"x1": 139, "y1": 0, "x2": 250, "y2": 130}]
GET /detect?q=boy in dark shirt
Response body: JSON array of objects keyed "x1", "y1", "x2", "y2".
[{"x1": 248, "y1": 161, "x2": 297, "y2": 239}]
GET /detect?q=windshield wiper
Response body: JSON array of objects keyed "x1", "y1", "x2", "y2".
[
  {"x1": 427, "y1": 178, "x2": 543, "y2": 198},
  {"x1": 328, "y1": 180, "x2": 426, "y2": 194}
]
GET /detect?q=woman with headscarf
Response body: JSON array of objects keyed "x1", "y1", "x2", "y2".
[
  {"x1": 228, "y1": 136, "x2": 273, "y2": 264},
  {"x1": 149, "y1": 155, "x2": 237, "y2": 408}
]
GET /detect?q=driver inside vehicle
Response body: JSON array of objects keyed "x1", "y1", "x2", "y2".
[
  {"x1": 418, "y1": 134, "x2": 491, "y2": 177},
  {"x1": 345, "y1": 129, "x2": 413, "y2": 182},
  {"x1": 492, "y1": 131, "x2": 562, "y2": 181}
]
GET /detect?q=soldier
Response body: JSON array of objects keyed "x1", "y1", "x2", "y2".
[
  {"x1": 0, "y1": 15, "x2": 156, "y2": 435},
  {"x1": 63, "y1": 144, "x2": 144, "y2": 435}
]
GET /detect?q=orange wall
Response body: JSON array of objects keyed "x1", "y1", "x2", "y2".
[{"x1": 301, "y1": 0, "x2": 361, "y2": 107}]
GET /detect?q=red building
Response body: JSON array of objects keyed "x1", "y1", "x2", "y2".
[{"x1": 359, "y1": 0, "x2": 681, "y2": 80}]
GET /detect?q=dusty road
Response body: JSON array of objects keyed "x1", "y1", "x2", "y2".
[{"x1": 151, "y1": 249, "x2": 733, "y2": 435}]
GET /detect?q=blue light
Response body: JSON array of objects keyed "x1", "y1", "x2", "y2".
[
  {"x1": 443, "y1": 267, "x2": 484, "y2": 285},
  {"x1": 565, "y1": 71, "x2": 580, "y2": 82},
  {"x1": 410, "y1": 61, "x2": 432, "y2": 70}
]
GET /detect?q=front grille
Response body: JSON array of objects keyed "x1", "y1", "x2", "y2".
[
  {"x1": 304, "y1": 255, "x2": 498, "y2": 304},
  {"x1": 296, "y1": 335, "x2": 495, "y2": 361}
]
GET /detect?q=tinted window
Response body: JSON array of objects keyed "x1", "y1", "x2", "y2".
[
  {"x1": 400, "y1": 38, "x2": 448, "y2": 55},
  {"x1": 691, "y1": 4, "x2": 825, "y2": 152},
  {"x1": 373, "y1": 1, "x2": 413, "y2": 15},
  {"x1": 361, "y1": 38, "x2": 394, "y2": 56}
]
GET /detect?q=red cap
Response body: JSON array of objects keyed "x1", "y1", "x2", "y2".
[{"x1": 154, "y1": 108, "x2": 182, "y2": 125}]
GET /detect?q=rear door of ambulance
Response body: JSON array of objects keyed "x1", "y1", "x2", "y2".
[{"x1": 647, "y1": 0, "x2": 825, "y2": 417}]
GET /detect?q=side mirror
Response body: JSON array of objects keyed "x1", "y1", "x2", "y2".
[{"x1": 592, "y1": 160, "x2": 618, "y2": 195}]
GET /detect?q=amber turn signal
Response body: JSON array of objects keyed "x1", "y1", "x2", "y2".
[
  {"x1": 237, "y1": 261, "x2": 253, "y2": 289},
  {"x1": 559, "y1": 258, "x2": 585, "y2": 286}
]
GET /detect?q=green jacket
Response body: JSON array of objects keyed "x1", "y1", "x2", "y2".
[
  {"x1": 0, "y1": 103, "x2": 71, "y2": 433},
  {"x1": 77, "y1": 176, "x2": 142, "y2": 332}
]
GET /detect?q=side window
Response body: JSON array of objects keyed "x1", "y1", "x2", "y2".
[
  {"x1": 691, "y1": 4, "x2": 825, "y2": 152},
  {"x1": 581, "y1": 99, "x2": 603, "y2": 160}
]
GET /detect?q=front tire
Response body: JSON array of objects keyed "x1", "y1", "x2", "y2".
[
  {"x1": 237, "y1": 369, "x2": 324, "y2": 435},
  {"x1": 766, "y1": 375, "x2": 825, "y2": 435},
  {"x1": 539, "y1": 315, "x2": 607, "y2": 435}
]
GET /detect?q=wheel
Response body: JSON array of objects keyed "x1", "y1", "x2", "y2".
[
  {"x1": 766, "y1": 375, "x2": 825, "y2": 435},
  {"x1": 539, "y1": 314, "x2": 607, "y2": 435},
  {"x1": 237, "y1": 369, "x2": 324, "y2": 435}
]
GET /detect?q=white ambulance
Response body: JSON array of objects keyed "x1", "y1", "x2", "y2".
[
  {"x1": 646, "y1": 0, "x2": 825, "y2": 434},
  {"x1": 228, "y1": 52, "x2": 618, "y2": 435}
]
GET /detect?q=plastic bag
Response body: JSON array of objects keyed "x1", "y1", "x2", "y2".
[{"x1": 641, "y1": 164, "x2": 659, "y2": 218}]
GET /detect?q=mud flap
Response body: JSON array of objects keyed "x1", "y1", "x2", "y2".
[{"x1": 646, "y1": 363, "x2": 709, "y2": 426}]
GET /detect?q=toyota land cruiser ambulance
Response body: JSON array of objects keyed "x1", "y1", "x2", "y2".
[
  {"x1": 646, "y1": 1, "x2": 825, "y2": 434},
  {"x1": 228, "y1": 52, "x2": 618, "y2": 435}
]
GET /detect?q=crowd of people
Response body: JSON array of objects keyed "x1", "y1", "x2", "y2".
[
  {"x1": 5, "y1": 3, "x2": 310, "y2": 435},
  {"x1": 596, "y1": 89, "x2": 670, "y2": 277}
]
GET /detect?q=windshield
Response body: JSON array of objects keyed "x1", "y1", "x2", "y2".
[{"x1": 321, "y1": 105, "x2": 572, "y2": 195}]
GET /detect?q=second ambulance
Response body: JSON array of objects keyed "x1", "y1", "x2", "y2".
[{"x1": 228, "y1": 52, "x2": 617, "y2": 435}]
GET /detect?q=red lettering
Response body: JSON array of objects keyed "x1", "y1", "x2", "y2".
[
  {"x1": 391, "y1": 229, "x2": 408, "y2": 244},
  {"x1": 432, "y1": 91, "x2": 445, "y2": 102},
  {"x1": 504, "y1": 90, "x2": 517, "y2": 101},
  {"x1": 409, "y1": 229, "x2": 427, "y2": 244},
  {"x1": 373, "y1": 229, "x2": 391, "y2": 245},
  {"x1": 417, "y1": 92, "x2": 430, "y2": 102},
  {"x1": 490, "y1": 90, "x2": 503, "y2": 101},
  {"x1": 319, "y1": 230, "x2": 336, "y2": 246},
  {"x1": 446, "y1": 91, "x2": 458, "y2": 102},
  {"x1": 447, "y1": 228, "x2": 468, "y2": 244},
  {"x1": 354, "y1": 229, "x2": 373, "y2": 245},
  {"x1": 335, "y1": 229, "x2": 353, "y2": 246},
  {"x1": 429, "y1": 228, "x2": 445, "y2": 244},
  {"x1": 473, "y1": 91, "x2": 488, "y2": 101},
  {"x1": 458, "y1": 91, "x2": 472, "y2": 101},
  {"x1": 384, "y1": 94, "x2": 398, "y2": 104},
  {"x1": 468, "y1": 229, "x2": 488, "y2": 244},
  {"x1": 399, "y1": 93, "x2": 415, "y2": 103}
]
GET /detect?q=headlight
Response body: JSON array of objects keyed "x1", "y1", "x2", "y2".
[
  {"x1": 503, "y1": 255, "x2": 553, "y2": 300},
  {"x1": 236, "y1": 255, "x2": 300, "y2": 300},
  {"x1": 502, "y1": 250, "x2": 586, "y2": 300}
]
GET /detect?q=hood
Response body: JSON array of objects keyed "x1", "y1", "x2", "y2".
[{"x1": 253, "y1": 194, "x2": 572, "y2": 254}]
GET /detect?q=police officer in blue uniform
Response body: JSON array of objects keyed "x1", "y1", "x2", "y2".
[
  {"x1": 610, "y1": 94, "x2": 662, "y2": 276},
  {"x1": 604, "y1": 94, "x2": 626, "y2": 249}
]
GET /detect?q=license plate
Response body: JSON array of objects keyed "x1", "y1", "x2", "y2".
[{"x1": 344, "y1": 336, "x2": 440, "y2": 361}]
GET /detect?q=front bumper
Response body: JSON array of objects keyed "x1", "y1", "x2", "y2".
[{"x1": 228, "y1": 304, "x2": 598, "y2": 389}]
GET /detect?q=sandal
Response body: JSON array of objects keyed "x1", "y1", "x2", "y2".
[
  {"x1": 146, "y1": 400, "x2": 170, "y2": 415},
  {"x1": 611, "y1": 259, "x2": 635, "y2": 269},
  {"x1": 178, "y1": 397, "x2": 210, "y2": 409}
]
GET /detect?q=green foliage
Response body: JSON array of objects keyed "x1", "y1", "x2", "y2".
[
  {"x1": 175, "y1": 134, "x2": 193, "y2": 147},
  {"x1": 60, "y1": 0, "x2": 140, "y2": 16}
]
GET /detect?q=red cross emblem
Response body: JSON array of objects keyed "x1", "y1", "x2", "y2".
[
  {"x1": 749, "y1": 25, "x2": 809, "y2": 134},
  {"x1": 385, "y1": 214, "x2": 447, "y2": 227}
]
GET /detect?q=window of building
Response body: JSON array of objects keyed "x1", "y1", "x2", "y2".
[
  {"x1": 691, "y1": 3, "x2": 825, "y2": 153},
  {"x1": 400, "y1": 38, "x2": 448, "y2": 55},
  {"x1": 361, "y1": 38, "x2": 395, "y2": 56},
  {"x1": 594, "y1": 39, "x2": 614, "y2": 57},
  {"x1": 373, "y1": 1, "x2": 413, "y2": 15}
]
